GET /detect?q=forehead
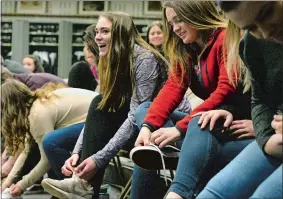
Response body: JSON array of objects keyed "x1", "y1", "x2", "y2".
[
  {"x1": 96, "y1": 16, "x2": 112, "y2": 28},
  {"x1": 226, "y1": 1, "x2": 266, "y2": 28},
  {"x1": 165, "y1": 7, "x2": 177, "y2": 20},
  {"x1": 23, "y1": 57, "x2": 33, "y2": 62},
  {"x1": 149, "y1": 25, "x2": 162, "y2": 32}
]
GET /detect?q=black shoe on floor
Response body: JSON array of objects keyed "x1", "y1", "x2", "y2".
[{"x1": 24, "y1": 184, "x2": 45, "y2": 195}]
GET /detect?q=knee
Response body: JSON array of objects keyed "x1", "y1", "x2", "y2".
[
  {"x1": 42, "y1": 133, "x2": 56, "y2": 152},
  {"x1": 135, "y1": 102, "x2": 152, "y2": 119},
  {"x1": 186, "y1": 116, "x2": 201, "y2": 132}
]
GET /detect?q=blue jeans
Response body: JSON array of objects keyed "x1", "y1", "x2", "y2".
[
  {"x1": 130, "y1": 102, "x2": 187, "y2": 199},
  {"x1": 168, "y1": 116, "x2": 253, "y2": 199},
  {"x1": 42, "y1": 122, "x2": 85, "y2": 179},
  {"x1": 197, "y1": 141, "x2": 282, "y2": 199}
]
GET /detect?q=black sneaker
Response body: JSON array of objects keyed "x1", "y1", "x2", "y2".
[
  {"x1": 24, "y1": 184, "x2": 45, "y2": 195},
  {"x1": 130, "y1": 143, "x2": 180, "y2": 171}
]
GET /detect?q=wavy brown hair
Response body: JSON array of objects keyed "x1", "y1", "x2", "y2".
[
  {"x1": 97, "y1": 12, "x2": 168, "y2": 112},
  {"x1": 83, "y1": 24, "x2": 99, "y2": 58},
  {"x1": 1, "y1": 80, "x2": 68, "y2": 155},
  {"x1": 162, "y1": 1, "x2": 227, "y2": 86}
]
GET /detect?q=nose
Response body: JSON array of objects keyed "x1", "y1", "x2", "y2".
[
  {"x1": 95, "y1": 32, "x2": 102, "y2": 41},
  {"x1": 153, "y1": 34, "x2": 159, "y2": 38},
  {"x1": 172, "y1": 24, "x2": 180, "y2": 33}
]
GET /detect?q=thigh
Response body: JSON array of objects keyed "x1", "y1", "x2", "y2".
[
  {"x1": 215, "y1": 138, "x2": 254, "y2": 169},
  {"x1": 169, "y1": 116, "x2": 220, "y2": 198},
  {"x1": 251, "y1": 164, "x2": 282, "y2": 199},
  {"x1": 198, "y1": 141, "x2": 282, "y2": 199},
  {"x1": 135, "y1": 102, "x2": 152, "y2": 128},
  {"x1": 169, "y1": 110, "x2": 187, "y2": 124},
  {"x1": 43, "y1": 122, "x2": 84, "y2": 151},
  {"x1": 135, "y1": 102, "x2": 187, "y2": 129}
]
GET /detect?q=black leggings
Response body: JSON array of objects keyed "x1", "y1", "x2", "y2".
[{"x1": 81, "y1": 95, "x2": 130, "y2": 199}]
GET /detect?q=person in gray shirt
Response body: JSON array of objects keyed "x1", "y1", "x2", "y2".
[{"x1": 41, "y1": 12, "x2": 176, "y2": 199}]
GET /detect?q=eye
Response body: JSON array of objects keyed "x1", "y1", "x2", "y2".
[
  {"x1": 174, "y1": 17, "x2": 182, "y2": 23},
  {"x1": 102, "y1": 29, "x2": 109, "y2": 34}
]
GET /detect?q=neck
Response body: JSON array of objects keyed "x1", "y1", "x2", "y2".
[
  {"x1": 196, "y1": 39, "x2": 206, "y2": 52},
  {"x1": 195, "y1": 29, "x2": 216, "y2": 56}
]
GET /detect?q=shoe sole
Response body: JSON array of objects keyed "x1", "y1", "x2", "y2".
[
  {"x1": 130, "y1": 146, "x2": 179, "y2": 170},
  {"x1": 41, "y1": 180, "x2": 85, "y2": 199}
]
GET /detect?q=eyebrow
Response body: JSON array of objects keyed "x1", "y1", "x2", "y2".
[
  {"x1": 95, "y1": 27, "x2": 110, "y2": 31},
  {"x1": 168, "y1": 15, "x2": 179, "y2": 24},
  {"x1": 241, "y1": 2, "x2": 271, "y2": 30}
]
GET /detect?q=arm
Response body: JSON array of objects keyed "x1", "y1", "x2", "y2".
[
  {"x1": 91, "y1": 52, "x2": 163, "y2": 168},
  {"x1": 72, "y1": 126, "x2": 85, "y2": 154},
  {"x1": 176, "y1": 37, "x2": 237, "y2": 133},
  {"x1": 15, "y1": 105, "x2": 54, "y2": 190},
  {"x1": 264, "y1": 134, "x2": 282, "y2": 159},
  {"x1": 2, "y1": 147, "x2": 30, "y2": 189},
  {"x1": 1, "y1": 150, "x2": 20, "y2": 178},
  {"x1": 143, "y1": 64, "x2": 189, "y2": 132},
  {"x1": 250, "y1": 80, "x2": 277, "y2": 155}
]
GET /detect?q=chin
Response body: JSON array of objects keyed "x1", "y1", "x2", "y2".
[
  {"x1": 182, "y1": 39, "x2": 192, "y2": 44},
  {"x1": 99, "y1": 52, "x2": 107, "y2": 57}
]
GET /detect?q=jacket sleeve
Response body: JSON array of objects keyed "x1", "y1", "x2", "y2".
[
  {"x1": 250, "y1": 79, "x2": 275, "y2": 150},
  {"x1": 17, "y1": 104, "x2": 54, "y2": 190},
  {"x1": 143, "y1": 64, "x2": 189, "y2": 131},
  {"x1": 176, "y1": 38, "x2": 236, "y2": 133}
]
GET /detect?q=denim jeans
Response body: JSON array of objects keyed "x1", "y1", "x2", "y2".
[
  {"x1": 197, "y1": 141, "x2": 282, "y2": 199},
  {"x1": 168, "y1": 116, "x2": 253, "y2": 199},
  {"x1": 42, "y1": 122, "x2": 85, "y2": 179},
  {"x1": 130, "y1": 102, "x2": 187, "y2": 199}
]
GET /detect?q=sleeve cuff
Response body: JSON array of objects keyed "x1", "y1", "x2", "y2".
[
  {"x1": 175, "y1": 125, "x2": 186, "y2": 137},
  {"x1": 141, "y1": 122, "x2": 156, "y2": 132},
  {"x1": 91, "y1": 155, "x2": 102, "y2": 169}
]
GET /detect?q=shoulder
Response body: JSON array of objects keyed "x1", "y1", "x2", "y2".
[
  {"x1": 29, "y1": 100, "x2": 51, "y2": 123},
  {"x1": 212, "y1": 29, "x2": 226, "y2": 48},
  {"x1": 30, "y1": 73, "x2": 65, "y2": 82},
  {"x1": 133, "y1": 45, "x2": 157, "y2": 63},
  {"x1": 53, "y1": 87, "x2": 98, "y2": 98}
]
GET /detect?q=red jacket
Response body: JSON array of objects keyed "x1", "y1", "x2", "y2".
[{"x1": 143, "y1": 29, "x2": 237, "y2": 133}]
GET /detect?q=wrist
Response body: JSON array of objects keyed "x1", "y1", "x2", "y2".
[{"x1": 141, "y1": 123, "x2": 153, "y2": 132}]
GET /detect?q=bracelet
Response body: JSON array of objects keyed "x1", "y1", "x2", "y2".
[{"x1": 141, "y1": 123, "x2": 152, "y2": 132}]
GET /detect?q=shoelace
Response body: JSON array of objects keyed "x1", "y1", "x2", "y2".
[{"x1": 149, "y1": 142, "x2": 168, "y2": 186}]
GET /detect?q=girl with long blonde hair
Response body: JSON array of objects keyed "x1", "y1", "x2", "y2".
[
  {"x1": 40, "y1": 11, "x2": 180, "y2": 199},
  {"x1": 130, "y1": 1, "x2": 254, "y2": 199},
  {"x1": 1, "y1": 80, "x2": 98, "y2": 197}
]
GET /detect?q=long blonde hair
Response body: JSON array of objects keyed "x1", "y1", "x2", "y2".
[
  {"x1": 224, "y1": 20, "x2": 251, "y2": 92},
  {"x1": 1, "y1": 80, "x2": 67, "y2": 155},
  {"x1": 162, "y1": 1, "x2": 227, "y2": 85},
  {"x1": 97, "y1": 12, "x2": 168, "y2": 112},
  {"x1": 218, "y1": 1, "x2": 251, "y2": 92}
]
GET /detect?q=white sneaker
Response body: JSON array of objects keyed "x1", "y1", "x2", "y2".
[
  {"x1": 1, "y1": 188, "x2": 23, "y2": 199},
  {"x1": 41, "y1": 174, "x2": 93, "y2": 199}
]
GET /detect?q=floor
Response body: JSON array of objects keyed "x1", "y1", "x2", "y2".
[{"x1": 21, "y1": 185, "x2": 122, "y2": 199}]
